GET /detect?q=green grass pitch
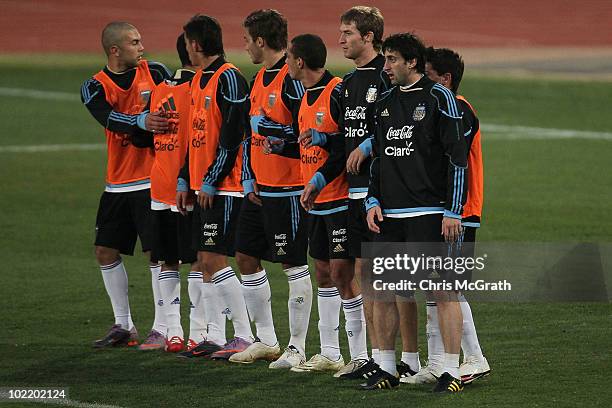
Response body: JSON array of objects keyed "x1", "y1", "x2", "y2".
[{"x1": 0, "y1": 53, "x2": 611, "y2": 407}]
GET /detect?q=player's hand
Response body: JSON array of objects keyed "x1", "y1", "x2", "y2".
[
  {"x1": 145, "y1": 111, "x2": 169, "y2": 133},
  {"x1": 176, "y1": 191, "x2": 188, "y2": 216},
  {"x1": 300, "y1": 183, "x2": 320, "y2": 212},
  {"x1": 247, "y1": 183, "x2": 262, "y2": 206},
  {"x1": 263, "y1": 137, "x2": 284, "y2": 155},
  {"x1": 441, "y1": 216, "x2": 462, "y2": 243},
  {"x1": 298, "y1": 129, "x2": 313, "y2": 148},
  {"x1": 346, "y1": 147, "x2": 367, "y2": 175},
  {"x1": 366, "y1": 206, "x2": 383, "y2": 234},
  {"x1": 197, "y1": 190, "x2": 214, "y2": 210}
]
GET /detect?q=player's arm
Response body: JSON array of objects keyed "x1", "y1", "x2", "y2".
[
  {"x1": 432, "y1": 84, "x2": 468, "y2": 241},
  {"x1": 299, "y1": 81, "x2": 343, "y2": 149},
  {"x1": 365, "y1": 104, "x2": 383, "y2": 233},
  {"x1": 300, "y1": 85, "x2": 345, "y2": 209},
  {"x1": 200, "y1": 68, "x2": 249, "y2": 196},
  {"x1": 261, "y1": 76, "x2": 304, "y2": 158}
]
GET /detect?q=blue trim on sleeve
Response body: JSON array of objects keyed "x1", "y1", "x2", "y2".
[
  {"x1": 242, "y1": 179, "x2": 255, "y2": 195},
  {"x1": 137, "y1": 112, "x2": 148, "y2": 130},
  {"x1": 250, "y1": 115, "x2": 263, "y2": 134},
  {"x1": 177, "y1": 178, "x2": 188, "y2": 192},
  {"x1": 310, "y1": 129, "x2": 327, "y2": 146},
  {"x1": 365, "y1": 197, "x2": 380, "y2": 212},
  {"x1": 309, "y1": 172, "x2": 327, "y2": 192},
  {"x1": 358, "y1": 137, "x2": 373, "y2": 156},
  {"x1": 200, "y1": 183, "x2": 217, "y2": 196},
  {"x1": 443, "y1": 209, "x2": 462, "y2": 219}
]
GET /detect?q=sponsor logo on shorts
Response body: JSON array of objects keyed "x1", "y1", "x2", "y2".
[
  {"x1": 205, "y1": 237, "x2": 215, "y2": 245},
  {"x1": 333, "y1": 244, "x2": 345, "y2": 253},
  {"x1": 277, "y1": 247, "x2": 287, "y2": 256}
]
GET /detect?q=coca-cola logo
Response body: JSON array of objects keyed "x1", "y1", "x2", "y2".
[{"x1": 386, "y1": 125, "x2": 414, "y2": 140}]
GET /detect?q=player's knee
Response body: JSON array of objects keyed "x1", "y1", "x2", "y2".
[
  {"x1": 95, "y1": 246, "x2": 119, "y2": 266},
  {"x1": 235, "y1": 252, "x2": 260, "y2": 274}
]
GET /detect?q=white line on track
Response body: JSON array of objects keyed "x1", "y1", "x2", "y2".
[
  {"x1": 39, "y1": 398, "x2": 124, "y2": 408},
  {"x1": 0, "y1": 87, "x2": 79, "y2": 102},
  {"x1": 0, "y1": 144, "x2": 105, "y2": 153},
  {"x1": 0, "y1": 87, "x2": 611, "y2": 145}
]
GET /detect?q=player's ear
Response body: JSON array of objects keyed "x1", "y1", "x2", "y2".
[
  {"x1": 407, "y1": 58, "x2": 417, "y2": 69},
  {"x1": 443, "y1": 72, "x2": 452, "y2": 87},
  {"x1": 109, "y1": 44, "x2": 120, "y2": 57},
  {"x1": 363, "y1": 31, "x2": 374, "y2": 45},
  {"x1": 256, "y1": 36, "x2": 265, "y2": 48}
]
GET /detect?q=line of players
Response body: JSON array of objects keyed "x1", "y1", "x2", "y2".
[{"x1": 81, "y1": 6, "x2": 489, "y2": 393}]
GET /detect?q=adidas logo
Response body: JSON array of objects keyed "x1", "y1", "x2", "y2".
[
  {"x1": 333, "y1": 244, "x2": 344, "y2": 253},
  {"x1": 380, "y1": 108, "x2": 390, "y2": 117},
  {"x1": 171, "y1": 297, "x2": 180, "y2": 305},
  {"x1": 277, "y1": 247, "x2": 286, "y2": 256},
  {"x1": 205, "y1": 237, "x2": 215, "y2": 245}
]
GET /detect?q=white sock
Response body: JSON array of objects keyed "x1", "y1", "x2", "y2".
[
  {"x1": 443, "y1": 353, "x2": 460, "y2": 379},
  {"x1": 426, "y1": 302, "x2": 444, "y2": 373},
  {"x1": 188, "y1": 271, "x2": 206, "y2": 342},
  {"x1": 159, "y1": 270, "x2": 182, "y2": 339},
  {"x1": 317, "y1": 287, "x2": 341, "y2": 360},
  {"x1": 380, "y1": 350, "x2": 398, "y2": 376},
  {"x1": 458, "y1": 293, "x2": 484, "y2": 361},
  {"x1": 212, "y1": 267, "x2": 253, "y2": 341},
  {"x1": 372, "y1": 348, "x2": 381, "y2": 364},
  {"x1": 401, "y1": 352, "x2": 421, "y2": 371},
  {"x1": 100, "y1": 258, "x2": 130, "y2": 329},
  {"x1": 342, "y1": 294, "x2": 368, "y2": 361},
  {"x1": 201, "y1": 281, "x2": 226, "y2": 346},
  {"x1": 149, "y1": 264, "x2": 165, "y2": 334},
  {"x1": 285, "y1": 265, "x2": 313, "y2": 355},
  {"x1": 242, "y1": 270, "x2": 277, "y2": 346}
]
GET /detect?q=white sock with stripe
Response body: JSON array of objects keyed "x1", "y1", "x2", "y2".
[
  {"x1": 285, "y1": 265, "x2": 313, "y2": 356},
  {"x1": 342, "y1": 294, "x2": 368, "y2": 361},
  {"x1": 426, "y1": 302, "x2": 444, "y2": 374},
  {"x1": 201, "y1": 281, "x2": 226, "y2": 346},
  {"x1": 149, "y1": 264, "x2": 165, "y2": 335},
  {"x1": 242, "y1": 270, "x2": 277, "y2": 346},
  {"x1": 159, "y1": 270, "x2": 182, "y2": 339},
  {"x1": 372, "y1": 348, "x2": 381, "y2": 364},
  {"x1": 317, "y1": 287, "x2": 341, "y2": 361},
  {"x1": 458, "y1": 293, "x2": 484, "y2": 361},
  {"x1": 100, "y1": 258, "x2": 130, "y2": 329},
  {"x1": 188, "y1": 271, "x2": 206, "y2": 342},
  {"x1": 212, "y1": 267, "x2": 253, "y2": 341}
]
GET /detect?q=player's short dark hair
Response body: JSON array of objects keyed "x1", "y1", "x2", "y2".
[
  {"x1": 243, "y1": 9, "x2": 288, "y2": 51},
  {"x1": 340, "y1": 6, "x2": 384, "y2": 51},
  {"x1": 382, "y1": 33, "x2": 426, "y2": 74},
  {"x1": 425, "y1": 47, "x2": 464, "y2": 94},
  {"x1": 183, "y1": 14, "x2": 224, "y2": 57},
  {"x1": 176, "y1": 33, "x2": 191, "y2": 67},
  {"x1": 290, "y1": 34, "x2": 326, "y2": 70}
]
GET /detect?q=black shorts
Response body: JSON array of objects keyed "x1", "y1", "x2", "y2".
[
  {"x1": 347, "y1": 198, "x2": 372, "y2": 258},
  {"x1": 235, "y1": 196, "x2": 308, "y2": 265},
  {"x1": 192, "y1": 195, "x2": 242, "y2": 256},
  {"x1": 308, "y1": 210, "x2": 351, "y2": 261},
  {"x1": 458, "y1": 226, "x2": 477, "y2": 283},
  {"x1": 94, "y1": 189, "x2": 152, "y2": 255},
  {"x1": 374, "y1": 214, "x2": 449, "y2": 296},
  {"x1": 150, "y1": 209, "x2": 197, "y2": 265}
]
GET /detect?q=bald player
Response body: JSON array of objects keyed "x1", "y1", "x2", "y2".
[{"x1": 81, "y1": 22, "x2": 171, "y2": 348}]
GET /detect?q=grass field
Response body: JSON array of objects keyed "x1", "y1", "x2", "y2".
[{"x1": 0, "y1": 53, "x2": 611, "y2": 408}]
